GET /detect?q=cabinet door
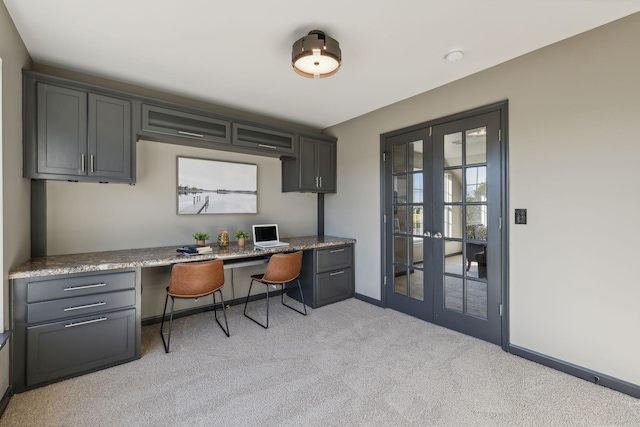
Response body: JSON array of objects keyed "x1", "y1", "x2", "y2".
[
  {"x1": 298, "y1": 137, "x2": 319, "y2": 191},
  {"x1": 141, "y1": 104, "x2": 230, "y2": 144},
  {"x1": 88, "y1": 94, "x2": 132, "y2": 180},
  {"x1": 36, "y1": 83, "x2": 87, "y2": 176},
  {"x1": 233, "y1": 123, "x2": 295, "y2": 155},
  {"x1": 316, "y1": 140, "x2": 336, "y2": 192}
]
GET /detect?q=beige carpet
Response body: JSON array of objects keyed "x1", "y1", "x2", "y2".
[{"x1": 2, "y1": 298, "x2": 639, "y2": 426}]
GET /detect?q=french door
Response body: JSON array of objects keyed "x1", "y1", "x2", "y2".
[{"x1": 383, "y1": 106, "x2": 504, "y2": 345}]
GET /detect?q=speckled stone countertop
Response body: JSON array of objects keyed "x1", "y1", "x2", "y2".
[{"x1": 9, "y1": 235, "x2": 356, "y2": 279}]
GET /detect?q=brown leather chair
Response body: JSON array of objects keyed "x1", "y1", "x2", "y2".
[
  {"x1": 160, "y1": 259, "x2": 229, "y2": 353},
  {"x1": 243, "y1": 251, "x2": 306, "y2": 328}
]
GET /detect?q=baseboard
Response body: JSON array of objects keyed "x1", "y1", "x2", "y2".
[
  {"x1": 142, "y1": 290, "x2": 286, "y2": 326},
  {"x1": 509, "y1": 344, "x2": 640, "y2": 399},
  {"x1": 354, "y1": 293, "x2": 383, "y2": 307},
  {"x1": 0, "y1": 386, "x2": 12, "y2": 418}
]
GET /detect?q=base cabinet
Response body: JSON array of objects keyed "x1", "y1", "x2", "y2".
[
  {"x1": 291, "y1": 244, "x2": 354, "y2": 308},
  {"x1": 11, "y1": 269, "x2": 141, "y2": 393}
]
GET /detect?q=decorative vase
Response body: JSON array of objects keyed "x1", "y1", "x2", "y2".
[
  {"x1": 217, "y1": 230, "x2": 229, "y2": 247},
  {"x1": 237, "y1": 237, "x2": 246, "y2": 248},
  {"x1": 196, "y1": 239, "x2": 206, "y2": 246}
]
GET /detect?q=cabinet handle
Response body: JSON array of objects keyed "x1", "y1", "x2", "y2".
[
  {"x1": 90, "y1": 154, "x2": 95, "y2": 173},
  {"x1": 178, "y1": 130, "x2": 204, "y2": 138},
  {"x1": 329, "y1": 248, "x2": 345, "y2": 253},
  {"x1": 81, "y1": 154, "x2": 86, "y2": 172},
  {"x1": 64, "y1": 317, "x2": 107, "y2": 328},
  {"x1": 64, "y1": 283, "x2": 107, "y2": 291},
  {"x1": 258, "y1": 144, "x2": 277, "y2": 149},
  {"x1": 319, "y1": 176, "x2": 323, "y2": 188},
  {"x1": 315, "y1": 176, "x2": 319, "y2": 188},
  {"x1": 64, "y1": 301, "x2": 106, "y2": 312},
  {"x1": 330, "y1": 270, "x2": 345, "y2": 276}
]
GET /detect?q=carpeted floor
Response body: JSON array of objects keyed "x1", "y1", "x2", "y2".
[{"x1": 2, "y1": 298, "x2": 639, "y2": 426}]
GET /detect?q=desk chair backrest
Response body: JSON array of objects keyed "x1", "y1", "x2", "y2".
[
  {"x1": 168, "y1": 259, "x2": 225, "y2": 298},
  {"x1": 262, "y1": 251, "x2": 303, "y2": 284}
]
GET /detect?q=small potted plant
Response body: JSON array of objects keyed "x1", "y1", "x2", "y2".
[
  {"x1": 234, "y1": 229, "x2": 250, "y2": 248},
  {"x1": 192, "y1": 232, "x2": 210, "y2": 246}
]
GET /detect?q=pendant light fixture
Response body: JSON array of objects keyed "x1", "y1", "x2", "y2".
[{"x1": 292, "y1": 30, "x2": 342, "y2": 78}]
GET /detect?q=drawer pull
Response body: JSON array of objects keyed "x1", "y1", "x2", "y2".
[
  {"x1": 329, "y1": 248, "x2": 345, "y2": 253},
  {"x1": 329, "y1": 270, "x2": 345, "y2": 276},
  {"x1": 64, "y1": 317, "x2": 107, "y2": 328},
  {"x1": 64, "y1": 302, "x2": 106, "y2": 312},
  {"x1": 258, "y1": 143, "x2": 277, "y2": 149},
  {"x1": 178, "y1": 130, "x2": 204, "y2": 138},
  {"x1": 64, "y1": 283, "x2": 107, "y2": 291}
]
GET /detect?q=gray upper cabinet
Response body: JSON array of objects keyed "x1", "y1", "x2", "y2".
[
  {"x1": 282, "y1": 136, "x2": 336, "y2": 193},
  {"x1": 140, "y1": 104, "x2": 231, "y2": 145},
  {"x1": 25, "y1": 74, "x2": 134, "y2": 183},
  {"x1": 232, "y1": 123, "x2": 295, "y2": 155}
]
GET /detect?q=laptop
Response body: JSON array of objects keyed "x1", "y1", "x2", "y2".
[{"x1": 252, "y1": 224, "x2": 290, "y2": 248}]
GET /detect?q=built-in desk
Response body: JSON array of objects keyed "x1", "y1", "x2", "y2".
[{"x1": 9, "y1": 235, "x2": 355, "y2": 393}]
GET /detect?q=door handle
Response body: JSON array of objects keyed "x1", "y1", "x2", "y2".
[
  {"x1": 423, "y1": 231, "x2": 431, "y2": 238},
  {"x1": 433, "y1": 232, "x2": 443, "y2": 239}
]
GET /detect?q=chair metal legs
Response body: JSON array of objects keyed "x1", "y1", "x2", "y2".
[
  {"x1": 243, "y1": 278, "x2": 307, "y2": 329},
  {"x1": 160, "y1": 290, "x2": 230, "y2": 353},
  {"x1": 160, "y1": 294, "x2": 175, "y2": 353},
  {"x1": 282, "y1": 278, "x2": 307, "y2": 316},
  {"x1": 213, "y1": 290, "x2": 230, "y2": 337}
]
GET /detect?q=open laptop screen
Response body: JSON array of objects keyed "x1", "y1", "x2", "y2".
[{"x1": 253, "y1": 224, "x2": 279, "y2": 244}]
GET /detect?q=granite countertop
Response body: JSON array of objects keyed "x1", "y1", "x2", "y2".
[{"x1": 9, "y1": 235, "x2": 356, "y2": 279}]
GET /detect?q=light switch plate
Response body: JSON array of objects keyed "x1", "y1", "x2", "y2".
[{"x1": 515, "y1": 209, "x2": 527, "y2": 224}]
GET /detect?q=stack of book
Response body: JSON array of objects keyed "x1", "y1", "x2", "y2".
[{"x1": 176, "y1": 245, "x2": 213, "y2": 256}]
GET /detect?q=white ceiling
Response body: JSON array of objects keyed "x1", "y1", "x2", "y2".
[{"x1": 4, "y1": 1, "x2": 640, "y2": 129}]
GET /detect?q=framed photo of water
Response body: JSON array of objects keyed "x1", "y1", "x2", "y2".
[{"x1": 177, "y1": 157, "x2": 257, "y2": 214}]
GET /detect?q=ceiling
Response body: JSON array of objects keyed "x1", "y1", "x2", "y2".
[{"x1": 4, "y1": 1, "x2": 640, "y2": 129}]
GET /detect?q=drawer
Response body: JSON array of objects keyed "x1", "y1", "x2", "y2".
[
  {"x1": 26, "y1": 308, "x2": 136, "y2": 387},
  {"x1": 27, "y1": 289, "x2": 135, "y2": 324},
  {"x1": 316, "y1": 267, "x2": 353, "y2": 306},
  {"x1": 27, "y1": 271, "x2": 136, "y2": 303},
  {"x1": 316, "y1": 245, "x2": 353, "y2": 274}
]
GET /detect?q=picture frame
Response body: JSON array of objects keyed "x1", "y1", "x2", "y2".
[{"x1": 177, "y1": 156, "x2": 257, "y2": 215}]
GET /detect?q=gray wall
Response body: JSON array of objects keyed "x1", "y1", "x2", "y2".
[
  {"x1": 324, "y1": 13, "x2": 640, "y2": 386},
  {"x1": 0, "y1": 2, "x2": 32, "y2": 398}
]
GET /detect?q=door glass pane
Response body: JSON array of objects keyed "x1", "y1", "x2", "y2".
[
  {"x1": 408, "y1": 268, "x2": 424, "y2": 301},
  {"x1": 394, "y1": 175, "x2": 407, "y2": 204},
  {"x1": 465, "y1": 167, "x2": 487, "y2": 202},
  {"x1": 444, "y1": 241, "x2": 463, "y2": 275},
  {"x1": 445, "y1": 169, "x2": 462, "y2": 203},
  {"x1": 444, "y1": 132, "x2": 462, "y2": 167},
  {"x1": 409, "y1": 140, "x2": 423, "y2": 171},
  {"x1": 393, "y1": 144, "x2": 407, "y2": 173},
  {"x1": 466, "y1": 127, "x2": 486, "y2": 164},
  {"x1": 409, "y1": 173, "x2": 423, "y2": 204},
  {"x1": 410, "y1": 207, "x2": 423, "y2": 235},
  {"x1": 466, "y1": 205, "x2": 488, "y2": 241},
  {"x1": 467, "y1": 280, "x2": 487, "y2": 319},
  {"x1": 394, "y1": 206, "x2": 407, "y2": 234},
  {"x1": 465, "y1": 242, "x2": 486, "y2": 279},
  {"x1": 445, "y1": 205, "x2": 463, "y2": 238},
  {"x1": 394, "y1": 267, "x2": 408, "y2": 296},
  {"x1": 444, "y1": 276, "x2": 463, "y2": 312},
  {"x1": 394, "y1": 235, "x2": 408, "y2": 265}
]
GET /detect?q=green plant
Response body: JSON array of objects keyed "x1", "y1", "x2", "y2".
[
  {"x1": 192, "y1": 232, "x2": 210, "y2": 241},
  {"x1": 234, "y1": 229, "x2": 250, "y2": 239}
]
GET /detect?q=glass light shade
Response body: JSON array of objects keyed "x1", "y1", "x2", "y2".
[{"x1": 293, "y1": 49, "x2": 341, "y2": 77}]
